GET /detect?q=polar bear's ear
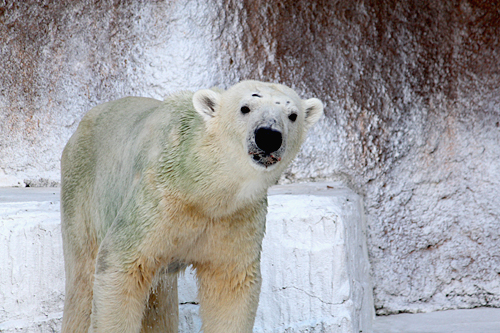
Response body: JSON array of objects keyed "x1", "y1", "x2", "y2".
[
  {"x1": 303, "y1": 98, "x2": 324, "y2": 130},
  {"x1": 193, "y1": 89, "x2": 221, "y2": 121}
]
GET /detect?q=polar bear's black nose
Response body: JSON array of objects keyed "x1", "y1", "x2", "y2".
[{"x1": 255, "y1": 127, "x2": 282, "y2": 154}]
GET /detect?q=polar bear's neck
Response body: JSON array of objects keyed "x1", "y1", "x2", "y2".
[
  {"x1": 174, "y1": 155, "x2": 276, "y2": 217},
  {"x1": 158, "y1": 169, "x2": 272, "y2": 218},
  {"x1": 157, "y1": 132, "x2": 279, "y2": 217}
]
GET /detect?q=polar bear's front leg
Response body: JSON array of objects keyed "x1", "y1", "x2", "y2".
[
  {"x1": 195, "y1": 260, "x2": 262, "y2": 333},
  {"x1": 89, "y1": 244, "x2": 158, "y2": 333}
]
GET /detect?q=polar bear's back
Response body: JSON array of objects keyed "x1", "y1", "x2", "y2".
[{"x1": 61, "y1": 96, "x2": 171, "y2": 240}]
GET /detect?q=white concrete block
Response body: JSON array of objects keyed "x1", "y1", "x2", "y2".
[
  {"x1": 0, "y1": 189, "x2": 62, "y2": 332},
  {"x1": 0, "y1": 183, "x2": 373, "y2": 332}
]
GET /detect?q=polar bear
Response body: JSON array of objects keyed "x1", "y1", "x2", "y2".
[{"x1": 60, "y1": 80, "x2": 323, "y2": 333}]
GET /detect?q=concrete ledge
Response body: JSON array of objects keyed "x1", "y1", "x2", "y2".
[
  {"x1": 0, "y1": 189, "x2": 62, "y2": 332},
  {"x1": 0, "y1": 182, "x2": 374, "y2": 332}
]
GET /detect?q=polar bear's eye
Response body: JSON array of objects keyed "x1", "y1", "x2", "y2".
[
  {"x1": 241, "y1": 106, "x2": 251, "y2": 114},
  {"x1": 288, "y1": 113, "x2": 297, "y2": 122}
]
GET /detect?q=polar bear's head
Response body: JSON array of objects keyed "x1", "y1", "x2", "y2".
[{"x1": 192, "y1": 80, "x2": 323, "y2": 173}]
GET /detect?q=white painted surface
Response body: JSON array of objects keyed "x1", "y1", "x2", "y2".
[{"x1": 0, "y1": 182, "x2": 373, "y2": 332}]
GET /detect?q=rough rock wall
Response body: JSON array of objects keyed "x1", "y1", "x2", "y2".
[
  {"x1": 211, "y1": 0, "x2": 500, "y2": 314},
  {"x1": 1, "y1": 0, "x2": 499, "y2": 315},
  {"x1": 0, "y1": 0, "x2": 222, "y2": 186}
]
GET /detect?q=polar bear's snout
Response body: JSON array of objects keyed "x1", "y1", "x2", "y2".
[
  {"x1": 248, "y1": 123, "x2": 286, "y2": 169},
  {"x1": 254, "y1": 126, "x2": 282, "y2": 154}
]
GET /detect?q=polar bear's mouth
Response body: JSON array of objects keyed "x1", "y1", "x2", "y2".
[
  {"x1": 249, "y1": 150, "x2": 282, "y2": 168},
  {"x1": 248, "y1": 126, "x2": 285, "y2": 168}
]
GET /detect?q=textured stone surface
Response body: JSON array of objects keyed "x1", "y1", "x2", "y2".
[
  {"x1": 1, "y1": 0, "x2": 499, "y2": 315},
  {"x1": 0, "y1": 0, "x2": 222, "y2": 186},
  {"x1": 212, "y1": 0, "x2": 500, "y2": 314},
  {"x1": 0, "y1": 184, "x2": 373, "y2": 333}
]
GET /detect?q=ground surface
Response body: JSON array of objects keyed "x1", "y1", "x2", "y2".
[{"x1": 373, "y1": 307, "x2": 500, "y2": 333}]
